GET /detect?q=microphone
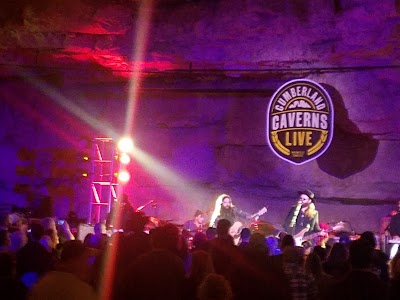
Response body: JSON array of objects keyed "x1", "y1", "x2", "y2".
[{"x1": 136, "y1": 205, "x2": 145, "y2": 212}]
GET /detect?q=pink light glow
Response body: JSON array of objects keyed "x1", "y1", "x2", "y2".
[
  {"x1": 2, "y1": 88, "x2": 84, "y2": 148},
  {"x1": 119, "y1": 153, "x2": 130, "y2": 164},
  {"x1": 124, "y1": 0, "x2": 154, "y2": 135},
  {"x1": 118, "y1": 170, "x2": 130, "y2": 183},
  {"x1": 99, "y1": 2, "x2": 155, "y2": 299}
]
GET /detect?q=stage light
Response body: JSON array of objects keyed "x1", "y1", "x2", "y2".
[
  {"x1": 117, "y1": 137, "x2": 134, "y2": 153},
  {"x1": 118, "y1": 170, "x2": 130, "y2": 182},
  {"x1": 119, "y1": 153, "x2": 130, "y2": 164}
]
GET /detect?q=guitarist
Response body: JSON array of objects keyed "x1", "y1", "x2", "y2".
[
  {"x1": 283, "y1": 189, "x2": 322, "y2": 246},
  {"x1": 209, "y1": 194, "x2": 267, "y2": 245},
  {"x1": 209, "y1": 194, "x2": 253, "y2": 228}
]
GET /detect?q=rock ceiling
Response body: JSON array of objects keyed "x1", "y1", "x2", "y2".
[{"x1": 0, "y1": 0, "x2": 399, "y2": 83}]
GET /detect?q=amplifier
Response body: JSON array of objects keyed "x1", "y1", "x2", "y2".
[{"x1": 78, "y1": 224, "x2": 95, "y2": 241}]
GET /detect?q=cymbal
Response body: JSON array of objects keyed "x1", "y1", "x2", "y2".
[
  {"x1": 332, "y1": 221, "x2": 352, "y2": 233},
  {"x1": 251, "y1": 220, "x2": 271, "y2": 224},
  {"x1": 250, "y1": 221, "x2": 274, "y2": 227}
]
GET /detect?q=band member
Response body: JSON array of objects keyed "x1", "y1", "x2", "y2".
[
  {"x1": 386, "y1": 201, "x2": 400, "y2": 237},
  {"x1": 386, "y1": 201, "x2": 400, "y2": 258},
  {"x1": 283, "y1": 190, "x2": 321, "y2": 245},
  {"x1": 183, "y1": 210, "x2": 207, "y2": 233},
  {"x1": 106, "y1": 193, "x2": 130, "y2": 230},
  {"x1": 209, "y1": 194, "x2": 253, "y2": 228}
]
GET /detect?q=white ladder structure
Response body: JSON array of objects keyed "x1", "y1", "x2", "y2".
[{"x1": 88, "y1": 137, "x2": 119, "y2": 224}]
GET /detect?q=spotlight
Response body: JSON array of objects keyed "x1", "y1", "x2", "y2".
[
  {"x1": 118, "y1": 171, "x2": 130, "y2": 183},
  {"x1": 119, "y1": 153, "x2": 130, "y2": 164},
  {"x1": 118, "y1": 137, "x2": 134, "y2": 153}
]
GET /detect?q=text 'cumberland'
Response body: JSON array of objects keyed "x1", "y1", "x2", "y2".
[{"x1": 266, "y1": 79, "x2": 334, "y2": 165}]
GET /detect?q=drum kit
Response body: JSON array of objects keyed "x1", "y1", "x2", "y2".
[
  {"x1": 249, "y1": 220, "x2": 279, "y2": 237},
  {"x1": 330, "y1": 221, "x2": 361, "y2": 239},
  {"x1": 331, "y1": 221, "x2": 353, "y2": 234}
]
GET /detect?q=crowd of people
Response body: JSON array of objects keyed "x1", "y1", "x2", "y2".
[{"x1": 0, "y1": 192, "x2": 400, "y2": 299}]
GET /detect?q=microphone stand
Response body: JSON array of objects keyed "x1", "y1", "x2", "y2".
[
  {"x1": 151, "y1": 201, "x2": 158, "y2": 218},
  {"x1": 289, "y1": 201, "x2": 302, "y2": 235},
  {"x1": 136, "y1": 200, "x2": 155, "y2": 212}
]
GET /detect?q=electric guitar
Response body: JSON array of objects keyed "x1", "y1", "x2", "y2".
[
  {"x1": 293, "y1": 228, "x2": 329, "y2": 246},
  {"x1": 229, "y1": 207, "x2": 268, "y2": 245}
]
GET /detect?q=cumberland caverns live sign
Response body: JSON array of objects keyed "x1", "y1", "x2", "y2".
[{"x1": 266, "y1": 79, "x2": 334, "y2": 165}]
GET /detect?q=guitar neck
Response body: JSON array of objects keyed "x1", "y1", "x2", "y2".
[
  {"x1": 250, "y1": 212, "x2": 259, "y2": 219},
  {"x1": 302, "y1": 230, "x2": 329, "y2": 241},
  {"x1": 250, "y1": 207, "x2": 267, "y2": 219},
  {"x1": 302, "y1": 232, "x2": 319, "y2": 241}
]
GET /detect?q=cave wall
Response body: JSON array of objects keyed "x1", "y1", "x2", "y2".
[{"x1": 0, "y1": 0, "x2": 399, "y2": 233}]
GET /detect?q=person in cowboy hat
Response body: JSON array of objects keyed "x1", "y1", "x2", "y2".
[{"x1": 283, "y1": 190, "x2": 322, "y2": 245}]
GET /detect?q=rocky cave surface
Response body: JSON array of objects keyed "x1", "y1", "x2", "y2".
[{"x1": 0, "y1": 0, "x2": 400, "y2": 232}]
